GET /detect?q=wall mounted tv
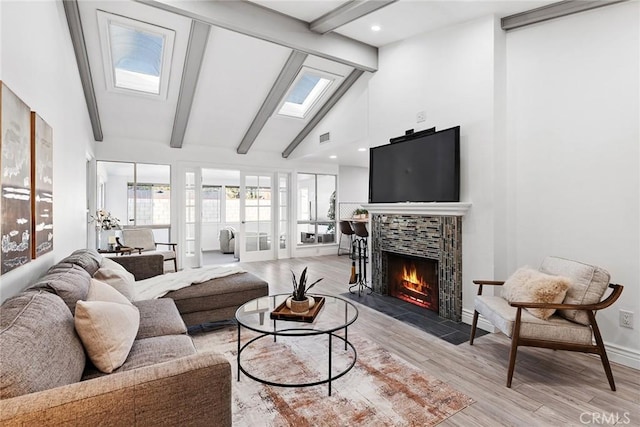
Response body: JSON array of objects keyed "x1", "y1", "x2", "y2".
[{"x1": 369, "y1": 126, "x2": 460, "y2": 203}]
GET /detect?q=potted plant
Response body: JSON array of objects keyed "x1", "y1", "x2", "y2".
[
  {"x1": 353, "y1": 208, "x2": 369, "y2": 219},
  {"x1": 287, "y1": 267, "x2": 323, "y2": 314}
]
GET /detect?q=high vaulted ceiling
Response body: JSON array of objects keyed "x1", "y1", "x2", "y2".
[{"x1": 67, "y1": 0, "x2": 564, "y2": 167}]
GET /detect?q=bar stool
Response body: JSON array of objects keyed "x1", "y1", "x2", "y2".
[{"x1": 338, "y1": 221, "x2": 355, "y2": 257}]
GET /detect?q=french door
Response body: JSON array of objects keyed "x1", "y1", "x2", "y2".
[{"x1": 239, "y1": 173, "x2": 275, "y2": 262}]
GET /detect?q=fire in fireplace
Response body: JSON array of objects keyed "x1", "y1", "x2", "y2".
[{"x1": 387, "y1": 252, "x2": 439, "y2": 312}]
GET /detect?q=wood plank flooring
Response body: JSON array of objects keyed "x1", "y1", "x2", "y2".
[{"x1": 233, "y1": 255, "x2": 640, "y2": 426}]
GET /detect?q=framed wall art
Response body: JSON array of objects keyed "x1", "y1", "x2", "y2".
[
  {"x1": 31, "y1": 112, "x2": 53, "y2": 258},
  {"x1": 0, "y1": 81, "x2": 32, "y2": 274}
]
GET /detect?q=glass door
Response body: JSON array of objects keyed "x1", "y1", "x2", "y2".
[
  {"x1": 183, "y1": 169, "x2": 201, "y2": 269},
  {"x1": 240, "y1": 173, "x2": 274, "y2": 262}
]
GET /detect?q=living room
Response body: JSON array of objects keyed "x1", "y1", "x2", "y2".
[{"x1": 1, "y1": 0, "x2": 638, "y2": 425}]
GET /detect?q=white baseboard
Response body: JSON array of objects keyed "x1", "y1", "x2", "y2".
[{"x1": 460, "y1": 309, "x2": 640, "y2": 370}]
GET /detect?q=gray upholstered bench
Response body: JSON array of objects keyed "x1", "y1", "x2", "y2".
[{"x1": 112, "y1": 254, "x2": 269, "y2": 326}]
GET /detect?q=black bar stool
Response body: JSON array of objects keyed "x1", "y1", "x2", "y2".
[
  {"x1": 338, "y1": 221, "x2": 355, "y2": 257},
  {"x1": 352, "y1": 222, "x2": 368, "y2": 259}
]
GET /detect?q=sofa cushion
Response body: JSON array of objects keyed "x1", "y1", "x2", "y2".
[
  {"x1": 502, "y1": 267, "x2": 571, "y2": 320},
  {"x1": 475, "y1": 295, "x2": 593, "y2": 344},
  {"x1": 0, "y1": 291, "x2": 86, "y2": 398},
  {"x1": 82, "y1": 335, "x2": 196, "y2": 380},
  {"x1": 30, "y1": 263, "x2": 91, "y2": 313},
  {"x1": 539, "y1": 256, "x2": 610, "y2": 325},
  {"x1": 74, "y1": 281, "x2": 140, "y2": 374},
  {"x1": 93, "y1": 257, "x2": 136, "y2": 300},
  {"x1": 59, "y1": 249, "x2": 103, "y2": 276},
  {"x1": 133, "y1": 299, "x2": 187, "y2": 340}
]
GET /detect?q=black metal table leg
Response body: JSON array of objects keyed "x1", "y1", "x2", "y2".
[
  {"x1": 328, "y1": 333, "x2": 333, "y2": 396},
  {"x1": 237, "y1": 323, "x2": 241, "y2": 381}
]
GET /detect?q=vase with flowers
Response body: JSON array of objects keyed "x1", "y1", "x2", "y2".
[
  {"x1": 90, "y1": 209, "x2": 122, "y2": 250},
  {"x1": 286, "y1": 267, "x2": 323, "y2": 314}
]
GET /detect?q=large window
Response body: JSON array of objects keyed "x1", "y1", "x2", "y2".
[
  {"x1": 296, "y1": 173, "x2": 336, "y2": 245},
  {"x1": 95, "y1": 161, "x2": 171, "y2": 243}
]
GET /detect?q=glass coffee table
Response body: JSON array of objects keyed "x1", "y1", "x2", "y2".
[{"x1": 235, "y1": 293, "x2": 358, "y2": 396}]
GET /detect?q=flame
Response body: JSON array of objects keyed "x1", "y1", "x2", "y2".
[{"x1": 401, "y1": 264, "x2": 424, "y2": 289}]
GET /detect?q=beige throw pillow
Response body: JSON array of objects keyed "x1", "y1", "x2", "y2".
[
  {"x1": 93, "y1": 259, "x2": 136, "y2": 301},
  {"x1": 502, "y1": 267, "x2": 571, "y2": 320},
  {"x1": 74, "y1": 279, "x2": 139, "y2": 373}
]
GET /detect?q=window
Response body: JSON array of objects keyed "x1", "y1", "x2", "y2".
[
  {"x1": 225, "y1": 186, "x2": 240, "y2": 223},
  {"x1": 202, "y1": 185, "x2": 222, "y2": 223},
  {"x1": 97, "y1": 11, "x2": 175, "y2": 98},
  {"x1": 95, "y1": 161, "x2": 171, "y2": 243},
  {"x1": 278, "y1": 68, "x2": 334, "y2": 119},
  {"x1": 296, "y1": 173, "x2": 336, "y2": 245}
]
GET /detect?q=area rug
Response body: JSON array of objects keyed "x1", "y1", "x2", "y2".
[{"x1": 191, "y1": 326, "x2": 474, "y2": 426}]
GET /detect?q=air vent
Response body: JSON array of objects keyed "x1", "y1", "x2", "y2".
[{"x1": 319, "y1": 132, "x2": 331, "y2": 144}]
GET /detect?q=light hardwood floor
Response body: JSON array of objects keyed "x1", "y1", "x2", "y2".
[{"x1": 234, "y1": 255, "x2": 639, "y2": 426}]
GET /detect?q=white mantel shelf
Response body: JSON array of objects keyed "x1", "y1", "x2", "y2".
[{"x1": 361, "y1": 202, "x2": 472, "y2": 216}]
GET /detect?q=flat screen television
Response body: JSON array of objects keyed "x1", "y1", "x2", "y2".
[{"x1": 369, "y1": 126, "x2": 460, "y2": 203}]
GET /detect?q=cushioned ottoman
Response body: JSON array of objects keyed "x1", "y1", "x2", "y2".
[
  {"x1": 165, "y1": 272, "x2": 269, "y2": 326},
  {"x1": 164, "y1": 273, "x2": 269, "y2": 326}
]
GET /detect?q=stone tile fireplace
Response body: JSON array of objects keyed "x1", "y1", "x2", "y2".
[{"x1": 364, "y1": 203, "x2": 470, "y2": 322}]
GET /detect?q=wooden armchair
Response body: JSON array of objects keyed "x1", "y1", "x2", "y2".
[
  {"x1": 469, "y1": 256, "x2": 623, "y2": 390},
  {"x1": 122, "y1": 228, "x2": 177, "y2": 272}
]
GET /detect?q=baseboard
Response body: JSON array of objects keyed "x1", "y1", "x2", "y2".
[
  {"x1": 461, "y1": 308, "x2": 495, "y2": 333},
  {"x1": 460, "y1": 309, "x2": 640, "y2": 370},
  {"x1": 605, "y1": 342, "x2": 640, "y2": 369}
]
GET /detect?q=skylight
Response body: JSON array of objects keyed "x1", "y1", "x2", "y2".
[
  {"x1": 278, "y1": 69, "x2": 334, "y2": 119},
  {"x1": 97, "y1": 11, "x2": 175, "y2": 98},
  {"x1": 109, "y1": 23, "x2": 163, "y2": 94}
]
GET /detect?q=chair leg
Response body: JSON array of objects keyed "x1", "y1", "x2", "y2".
[
  {"x1": 507, "y1": 308, "x2": 523, "y2": 388},
  {"x1": 589, "y1": 311, "x2": 616, "y2": 391},
  {"x1": 172, "y1": 258, "x2": 177, "y2": 273},
  {"x1": 469, "y1": 310, "x2": 479, "y2": 345}
]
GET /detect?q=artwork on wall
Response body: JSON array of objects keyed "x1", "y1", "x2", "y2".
[
  {"x1": 0, "y1": 81, "x2": 32, "y2": 274},
  {"x1": 31, "y1": 112, "x2": 53, "y2": 258}
]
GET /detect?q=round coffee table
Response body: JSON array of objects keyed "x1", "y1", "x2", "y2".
[{"x1": 235, "y1": 293, "x2": 358, "y2": 396}]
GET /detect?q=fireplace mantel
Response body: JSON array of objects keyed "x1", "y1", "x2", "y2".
[{"x1": 362, "y1": 202, "x2": 471, "y2": 216}]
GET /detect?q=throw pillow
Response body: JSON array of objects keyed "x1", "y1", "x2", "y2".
[
  {"x1": 88, "y1": 278, "x2": 133, "y2": 306},
  {"x1": 93, "y1": 260, "x2": 136, "y2": 301},
  {"x1": 502, "y1": 267, "x2": 571, "y2": 320},
  {"x1": 74, "y1": 299, "x2": 139, "y2": 374}
]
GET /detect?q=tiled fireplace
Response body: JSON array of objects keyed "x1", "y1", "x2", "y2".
[{"x1": 365, "y1": 203, "x2": 470, "y2": 322}]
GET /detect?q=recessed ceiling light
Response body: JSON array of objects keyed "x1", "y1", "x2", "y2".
[
  {"x1": 358, "y1": 148, "x2": 367, "y2": 152},
  {"x1": 371, "y1": 25, "x2": 381, "y2": 32},
  {"x1": 329, "y1": 155, "x2": 337, "y2": 159}
]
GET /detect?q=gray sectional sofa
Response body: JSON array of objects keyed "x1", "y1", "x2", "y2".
[{"x1": 0, "y1": 249, "x2": 232, "y2": 426}]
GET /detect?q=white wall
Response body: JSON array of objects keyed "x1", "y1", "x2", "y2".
[
  {"x1": 368, "y1": 15, "x2": 501, "y2": 316},
  {"x1": 0, "y1": 0, "x2": 94, "y2": 300},
  {"x1": 505, "y1": 2, "x2": 640, "y2": 365},
  {"x1": 338, "y1": 165, "x2": 368, "y2": 203}
]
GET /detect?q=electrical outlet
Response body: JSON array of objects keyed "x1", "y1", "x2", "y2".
[
  {"x1": 416, "y1": 111, "x2": 426, "y2": 123},
  {"x1": 619, "y1": 310, "x2": 634, "y2": 329}
]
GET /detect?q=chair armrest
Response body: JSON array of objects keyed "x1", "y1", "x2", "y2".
[
  {"x1": 110, "y1": 253, "x2": 164, "y2": 280},
  {"x1": 473, "y1": 280, "x2": 505, "y2": 295},
  {"x1": 509, "y1": 284, "x2": 623, "y2": 312},
  {"x1": 155, "y1": 242, "x2": 177, "y2": 251},
  {"x1": 0, "y1": 352, "x2": 231, "y2": 427}
]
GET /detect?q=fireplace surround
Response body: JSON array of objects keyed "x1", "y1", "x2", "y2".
[{"x1": 365, "y1": 203, "x2": 469, "y2": 322}]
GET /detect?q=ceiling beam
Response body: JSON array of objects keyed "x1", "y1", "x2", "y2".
[
  {"x1": 502, "y1": 0, "x2": 628, "y2": 30},
  {"x1": 63, "y1": 0, "x2": 103, "y2": 141},
  {"x1": 237, "y1": 51, "x2": 308, "y2": 154},
  {"x1": 310, "y1": 0, "x2": 398, "y2": 34},
  {"x1": 170, "y1": 20, "x2": 210, "y2": 148},
  {"x1": 282, "y1": 69, "x2": 365, "y2": 159},
  {"x1": 135, "y1": 0, "x2": 378, "y2": 72}
]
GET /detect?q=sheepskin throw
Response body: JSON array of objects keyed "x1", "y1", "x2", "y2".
[{"x1": 502, "y1": 267, "x2": 571, "y2": 320}]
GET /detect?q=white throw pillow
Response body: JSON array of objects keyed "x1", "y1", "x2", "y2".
[
  {"x1": 93, "y1": 260, "x2": 136, "y2": 301},
  {"x1": 502, "y1": 267, "x2": 571, "y2": 320},
  {"x1": 74, "y1": 279, "x2": 139, "y2": 373}
]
